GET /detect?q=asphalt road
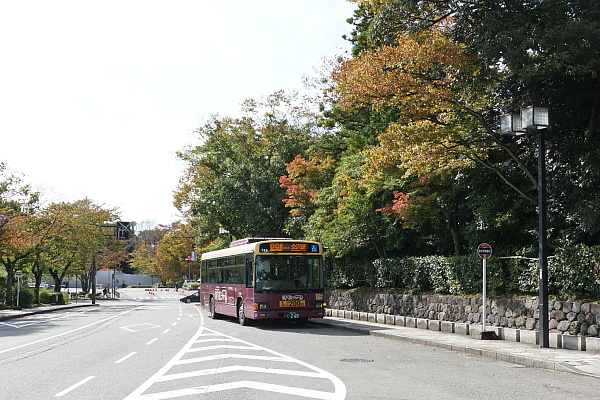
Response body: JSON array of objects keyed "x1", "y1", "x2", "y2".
[{"x1": 0, "y1": 288, "x2": 598, "y2": 399}]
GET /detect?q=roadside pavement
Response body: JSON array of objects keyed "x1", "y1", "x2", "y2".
[{"x1": 313, "y1": 316, "x2": 600, "y2": 379}]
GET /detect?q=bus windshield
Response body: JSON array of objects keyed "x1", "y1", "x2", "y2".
[{"x1": 255, "y1": 255, "x2": 323, "y2": 292}]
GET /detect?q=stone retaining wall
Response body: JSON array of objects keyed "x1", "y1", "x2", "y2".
[{"x1": 325, "y1": 289, "x2": 600, "y2": 338}]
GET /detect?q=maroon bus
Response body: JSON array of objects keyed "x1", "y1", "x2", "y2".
[{"x1": 199, "y1": 238, "x2": 326, "y2": 325}]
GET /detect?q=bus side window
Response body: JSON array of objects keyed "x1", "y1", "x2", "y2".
[{"x1": 246, "y1": 259, "x2": 253, "y2": 288}]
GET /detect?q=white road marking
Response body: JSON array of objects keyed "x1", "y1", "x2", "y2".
[
  {"x1": 121, "y1": 323, "x2": 162, "y2": 332},
  {"x1": 0, "y1": 308, "x2": 136, "y2": 355},
  {"x1": 146, "y1": 338, "x2": 159, "y2": 345},
  {"x1": 162, "y1": 329, "x2": 171, "y2": 334},
  {"x1": 115, "y1": 352, "x2": 137, "y2": 364},
  {"x1": 0, "y1": 309, "x2": 93, "y2": 329},
  {"x1": 54, "y1": 376, "x2": 95, "y2": 397},
  {"x1": 123, "y1": 308, "x2": 347, "y2": 400}
]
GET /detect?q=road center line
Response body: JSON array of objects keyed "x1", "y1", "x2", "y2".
[
  {"x1": 115, "y1": 352, "x2": 137, "y2": 364},
  {"x1": 54, "y1": 375, "x2": 95, "y2": 397}
]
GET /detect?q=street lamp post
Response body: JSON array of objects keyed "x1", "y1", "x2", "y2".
[{"x1": 500, "y1": 106, "x2": 550, "y2": 348}]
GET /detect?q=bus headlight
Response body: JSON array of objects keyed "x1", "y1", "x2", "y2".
[{"x1": 254, "y1": 302, "x2": 270, "y2": 311}]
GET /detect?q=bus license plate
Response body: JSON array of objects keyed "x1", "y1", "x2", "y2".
[
  {"x1": 286, "y1": 312, "x2": 300, "y2": 319},
  {"x1": 279, "y1": 300, "x2": 306, "y2": 307}
]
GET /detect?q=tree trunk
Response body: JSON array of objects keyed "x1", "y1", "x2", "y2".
[
  {"x1": 441, "y1": 207, "x2": 465, "y2": 256},
  {"x1": 586, "y1": 73, "x2": 600, "y2": 145},
  {"x1": 1, "y1": 259, "x2": 16, "y2": 306}
]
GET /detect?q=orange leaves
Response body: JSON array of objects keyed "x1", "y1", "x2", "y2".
[
  {"x1": 280, "y1": 155, "x2": 335, "y2": 215},
  {"x1": 331, "y1": 29, "x2": 473, "y2": 119},
  {"x1": 376, "y1": 191, "x2": 411, "y2": 219},
  {"x1": 361, "y1": 119, "x2": 473, "y2": 188}
]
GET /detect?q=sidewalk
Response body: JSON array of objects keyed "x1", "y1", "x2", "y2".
[{"x1": 313, "y1": 316, "x2": 600, "y2": 379}]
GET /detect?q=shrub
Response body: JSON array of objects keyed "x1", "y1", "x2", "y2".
[
  {"x1": 40, "y1": 290, "x2": 69, "y2": 305},
  {"x1": 17, "y1": 286, "x2": 35, "y2": 308},
  {"x1": 326, "y1": 244, "x2": 600, "y2": 301},
  {"x1": 551, "y1": 245, "x2": 600, "y2": 299}
]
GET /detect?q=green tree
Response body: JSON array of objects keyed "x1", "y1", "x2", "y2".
[
  {"x1": 345, "y1": 0, "x2": 600, "y2": 250},
  {"x1": 0, "y1": 163, "x2": 43, "y2": 306},
  {"x1": 176, "y1": 91, "x2": 316, "y2": 240},
  {"x1": 40, "y1": 199, "x2": 120, "y2": 293}
]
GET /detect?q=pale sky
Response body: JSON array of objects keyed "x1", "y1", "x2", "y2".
[{"x1": 0, "y1": 0, "x2": 356, "y2": 227}]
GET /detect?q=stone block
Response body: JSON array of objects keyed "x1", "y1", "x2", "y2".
[
  {"x1": 367, "y1": 313, "x2": 376, "y2": 323},
  {"x1": 549, "y1": 332, "x2": 562, "y2": 349},
  {"x1": 586, "y1": 336, "x2": 600, "y2": 353},
  {"x1": 385, "y1": 314, "x2": 395, "y2": 325},
  {"x1": 428, "y1": 320, "x2": 441, "y2": 331},
  {"x1": 440, "y1": 321, "x2": 455, "y2": 333},
  {"x1": 405, "y1": 317, "x2": 417, "y2": 328},
  {"x1": 394, "y1": 315, "x2": 406, "y2": 326},
  {"x1": 352, "y1": 311, "x2": 361, "y2": 321},
  {"x1": 359, "y1": 312, "x2": 368, "y2": 321},
  {"x1": 562, "y1": 334, "x2": 586, "y2": 351},
  {"x1": 519, "y1": 330, "x2": 539, "y2": 345},
  {"x1": 325, "y1": 308, "x2": 333, "y2": 317},
  {"x1": 454, "y1": 323, "x2": 470, "y2": 335},
  {"x1": 500, "y1": 328, "x2": 520, "y2": 342},
  {"x1": 470, "y1": 324, "x2": 499, "y2": 339},
  {"x1": 376, "y1": 313, "x2": 385, "y2": 324},
  {"x1": 416, "y1": 318, "x2": 429, "y2": 329}
]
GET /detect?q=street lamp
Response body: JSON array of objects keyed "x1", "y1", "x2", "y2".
[{"x1": 500, "y1": 106, "x2": 550, "y2": 348}]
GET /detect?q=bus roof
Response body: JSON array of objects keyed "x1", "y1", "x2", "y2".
[{"x1": 200, "y1": 239, "x2": 321, "y2": 261}]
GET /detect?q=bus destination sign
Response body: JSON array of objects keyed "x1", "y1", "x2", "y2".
[{"x1": 259, "y1": 242, "x2": 320, "y2": 253}]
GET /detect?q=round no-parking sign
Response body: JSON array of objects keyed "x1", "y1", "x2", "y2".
[{"x1": 477, "y1": 243, "x2": 492, "y2": 259}]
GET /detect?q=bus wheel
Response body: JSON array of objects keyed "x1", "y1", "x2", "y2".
[
  {"x1": 238, "y1": 300, "x2": 250, "y2": 326},
  {"x1": 209, "y1": 297, "x2": 219, "y2": 319}
]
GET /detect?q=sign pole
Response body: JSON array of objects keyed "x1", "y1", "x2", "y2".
[
  {"x1": 477, "y1": 244, "x2": 492, "y2": 334},
  {"x1": 16, "y1": 270, "x2": 23, "y2": 308},
  {"x1": 482, "y1": 257, "x2": 487, "y2": 331}
]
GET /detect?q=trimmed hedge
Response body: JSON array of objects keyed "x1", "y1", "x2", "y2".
[
  {"x1": 40, "y1": 290, "x2": 70, "y2": 305},
  {"x1": 327, "y1": 244, "x2": 600, "y2": 300}
]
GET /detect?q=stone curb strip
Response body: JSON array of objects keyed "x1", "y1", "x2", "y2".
[{"x1": 314, "y1": 313, "x2": 600, "y2": 379}]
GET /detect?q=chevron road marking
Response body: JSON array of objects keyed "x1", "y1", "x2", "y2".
[{"x1": 124, "y1": 309, "x2": 346, "y2": 400}]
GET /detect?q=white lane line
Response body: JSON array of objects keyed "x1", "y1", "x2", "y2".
[
  {"x1": 115, "y1": 352, "x2": 137, "y2": 364},
  {"x1": 157, "y1": 365, "x2": 324, "y2": 382},
  {"x1": 138, "y1": 380, "x2": 341, "y2": 400},
  {"x1": 162, "y1": 329, "x2": 171, "y2": 334},
  {"x1": 174, "y1": 353, "x2": 292, "y2": 365},
  {"x1": 124, "y1": 307, "x2": 206, "y2": 400},
  {"x1": 171, "y1": 322, "x2": 177, "y2": 326},
  {"x1": 0, "y1": 309, "x2": 93, "y2": 329},
  {"x1": 0, "y1": 308, "x2": 137, "y2": 355},
  {"x1": 146, "y1": 338, "x2": 159, "y2": 345},
  {"x1": 54, "y1": 376, "x2": 95, "y2": 397}
]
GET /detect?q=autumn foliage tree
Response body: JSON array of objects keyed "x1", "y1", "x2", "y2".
[{"x1": 176, "y1": 91, "x2": 317, "y2": 241}]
